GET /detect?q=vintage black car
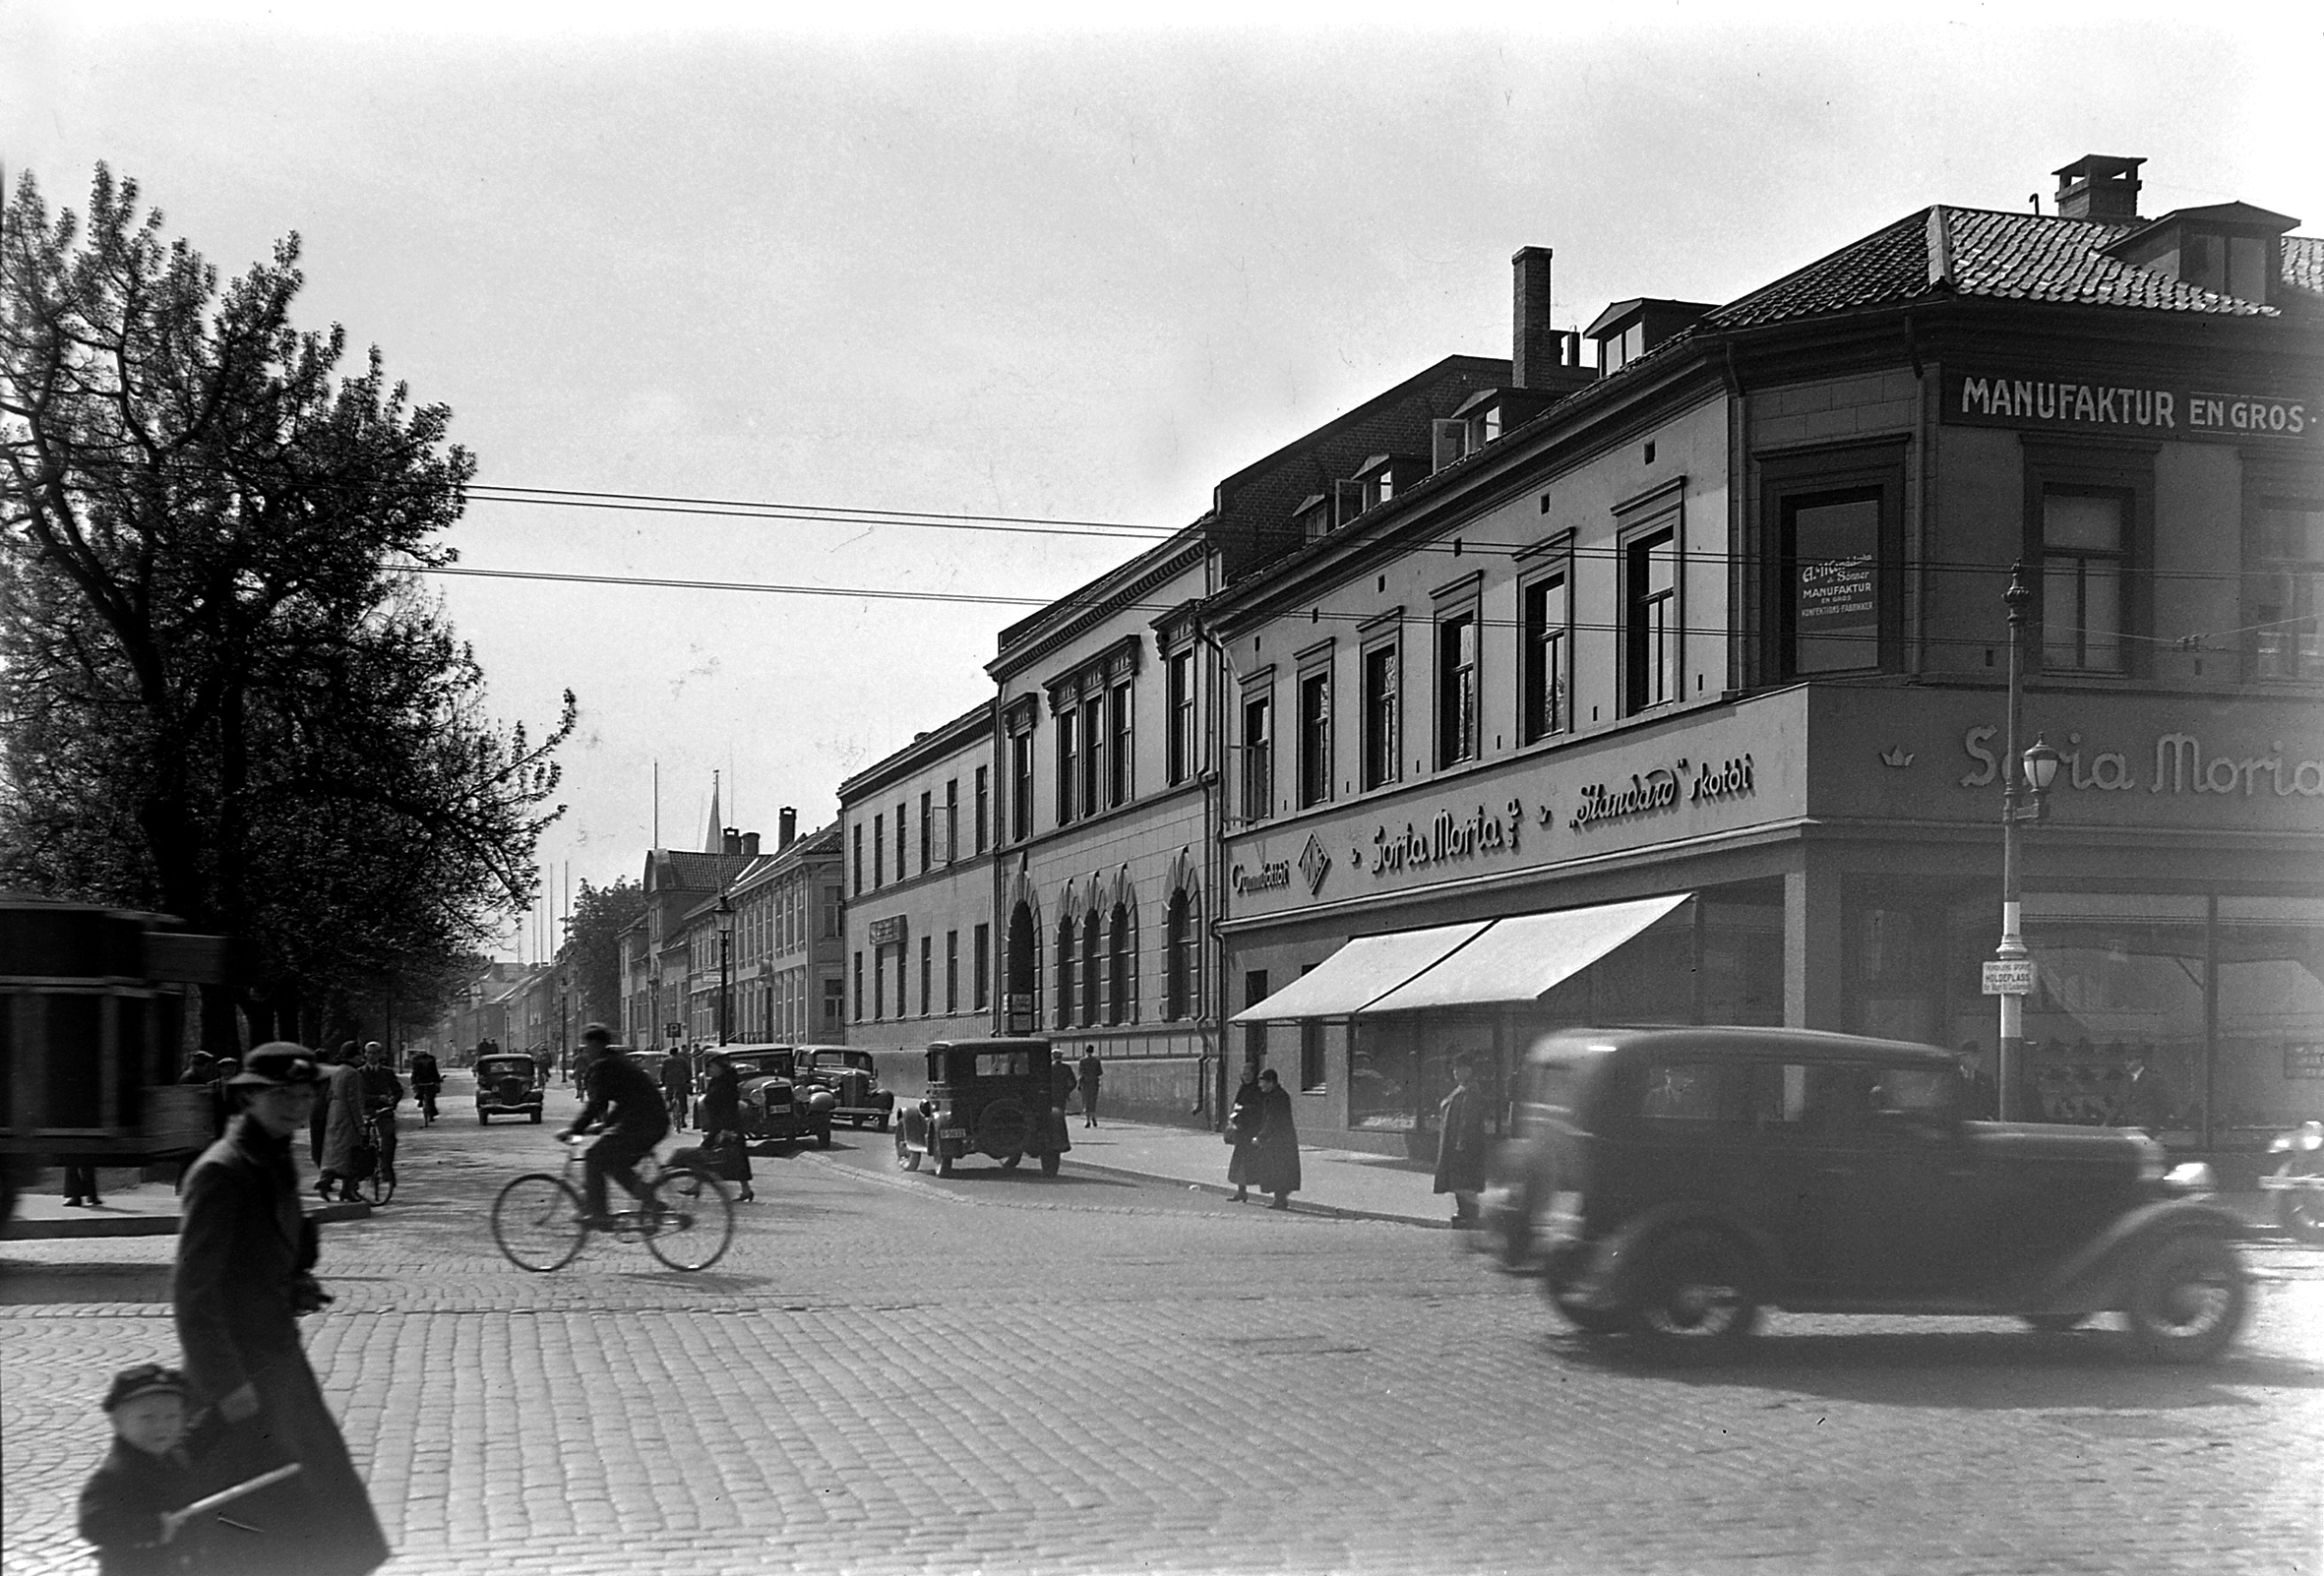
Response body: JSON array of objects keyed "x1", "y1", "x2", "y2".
[
  {"x1": 894, "y1": 1039, "x2": 1070, "y2": 1177},
  {"x1": 1479, "y1": 1026, "x2": 2248, "y2": 1362},
  {"x1": 798, "y1": 1046, "x2": 896, "y2": 1130},
  {"x1": 714, "y1": 1045, "x2": 835, "y2": 1149},
  {"x1": 474, "y1": 1052, "x2": 544, "y2": 1124}
]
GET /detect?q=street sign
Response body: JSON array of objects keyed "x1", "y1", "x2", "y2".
[{"x1": 1982, "y1": 959, "x2": 2037, "y2": 996}]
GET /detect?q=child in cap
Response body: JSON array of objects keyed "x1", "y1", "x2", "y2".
[{"x1": 78, "y1": 1363, "x2": 212, "y2": 1575}]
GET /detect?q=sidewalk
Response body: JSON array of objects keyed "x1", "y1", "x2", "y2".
[
  {"x1": 1062, "y1": 1118, "x2": 1454, "y2": 1227},
  {"x1": 5, "y1": 1176, "x2": 370, "y2": 1240}
]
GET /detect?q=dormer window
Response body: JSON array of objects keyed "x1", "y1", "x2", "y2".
[
  {"x1": 1295, "y1": 493, "x2": 1332, "y2": 542},
  {"x1": 2100, "y1": 201, "x2": 2298, "y2": 309},
  {"x1": 1586, "y1": 298, "x2": 1716, "y2": 377},
  {"x1": 1474, "y1": 405, "x2": 1502, "y2": 447}
]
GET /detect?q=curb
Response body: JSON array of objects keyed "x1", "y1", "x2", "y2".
[
  {"x1": 1027, "y1": 1156, "x2": 1455, "y2": 1230},
  {"x1": 2, "y1": 1198, "x2": 373, "y2": 1242}
]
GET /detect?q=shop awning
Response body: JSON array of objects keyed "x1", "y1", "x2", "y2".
[
  {"x1": 1358, "y1": 892, "x2": 1692, "y2": 1014},
  {"x1": 1227, "y1": 920, "x2": 1489, "y2": 1023}
]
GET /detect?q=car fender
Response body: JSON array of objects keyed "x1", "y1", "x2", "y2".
[
  {"x1": 899, "y1": 1104, "x2": 931, "y2": 1151},
  {"x1": 805, "y1": 1088, "x2": 837, "y2": 1116},
  {"x1": 2032, "y1": 1198, "x2": 2246, "y2": 1310},
  {"x1": 1577, "y1": 1200, "x2": 1779, "y2": 1309}
]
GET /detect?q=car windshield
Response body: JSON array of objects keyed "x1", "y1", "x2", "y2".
[
  {"x1": 823, "y1": 1053, "x2": 874, "y2": 1071},
  {"x1": 724, "y1": 1053, "x2": 794, "y2": 1078},
  {"x1": 481, "y1": 1059, "x2": 530, "y2": 1075}
]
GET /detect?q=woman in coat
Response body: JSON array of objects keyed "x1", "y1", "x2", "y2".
[
  {"x1": 174, "y1": 1044, "x2": 389, "y2": 1576},
  {"x1": 1245, "y1": 1068, "x2": 1302, "y2": 1210},
  {"x1": 1226, "y1": 1071, "x2": 1263, "y2": 1202},
  {"x1": 1432, "y1": 1052, "x2": 1490, "y2": 1226},
  {"x1": 694, "y1": 1055, "x2": 755, "y2": 1202},
  {"x1": 312, "y1": 1049, "x2": 364, "y2": 1202}
]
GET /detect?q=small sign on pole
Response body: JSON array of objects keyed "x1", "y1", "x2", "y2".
[{"x1": 1982, "y1": 959, "x2": 2037, "y2": 997}]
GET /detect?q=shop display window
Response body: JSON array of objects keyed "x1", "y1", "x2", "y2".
[
  {"x1": 2020, "y1": 893, "x2": 2206, "y2": 1137},
  {"x1": 2215, "y1": 897, "x2": 2324, "y2": 1138}
]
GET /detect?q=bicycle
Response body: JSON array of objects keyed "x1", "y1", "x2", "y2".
[
  {"x1": 413, "y1": 1082, "x2": 440, "y2": 1126},
  {"x1": 490, "y1": 1133, "x2": 735, "y2": 1273},
  {"x1": 357, "y1": 1107, "x2": 398, "y2": 1206}
]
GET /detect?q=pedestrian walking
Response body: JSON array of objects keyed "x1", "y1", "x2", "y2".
[
  {"x1": 660, "y1": 1046, "x2": 694, "y2": 1130},
  {"x1": 406, "y1": 1049, "x2": 442, "y2": 1126},
  {"x1": 310, "y1": 1044, "x2": 356, "y2": 1171},
  {"x1": 312, "y1": 1048, "x2": 364, "y2": 1203},
  {"x1": 62, "y1": 1152, "x2": 104, "y2": 1208},
  {"x1": 174, "y1": 1044, "x2": 390, "y2": 1576},
  {"x1": 1077, "y1": 1046, "x2": 1104, "y2": 1128},
  {"x1": 1225, "y1": 1070, "x2": 1261, "y2": 1203},
  {"x1": 77, "y1": 1363, "x2": 211, "y2": 1575},
  {"x1": 693, "y1": 1054, "x2": 755, "y2": 1203},
  {"x1": 1433, "y1": 1052, "x2": 1490, "y2": 1226},
  {"x1": 1246, "y1": 1068, "x2": 1302, "y2": 1209}
]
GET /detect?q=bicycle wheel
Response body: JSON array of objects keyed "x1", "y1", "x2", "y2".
[
  {"x1": 361, "y1": 1153, "x2": 397, "y2": 1206},
  {"x1": 492, "y1": 1174, "x2": 586, "y2": 1272},
  {"x1": 644, "y1": 1167, "x2": 734, "y2": 1272}
]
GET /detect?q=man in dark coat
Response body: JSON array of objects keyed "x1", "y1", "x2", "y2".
[
  {"x1": 563, "y1": 1025, "x2": 670, "y2": 1227},
  {"x1": 1247, "y1": 1068, "x2": 1302, "y2": 1210},
  {"x1": 174, "y1": 1044, "x2": 389, "y2": 1576},
  {"x1": 1433, "y1": 1053, "x2": 1490, "y2": 1226},
  {"x1": 1076, "y1": 1047, "x2": 1104, "y2": 1128}
]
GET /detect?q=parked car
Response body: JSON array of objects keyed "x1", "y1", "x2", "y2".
[
  {"x1": 714, "y1": 1045, "x2": 834, "y2": 1149},
  {"x1": 474, "y1": 1052, "x2": 544, "y2": 1125},
  {"x1": 1478, "y1": 1025, "x2": 2249, "y2": 1362},
  {"x1": 798, "y1": 1046, "x2": 896, "y2": 1130},
  {"x1": 894, "y1": 1039, "x2": 1071, "y2": 1177}
]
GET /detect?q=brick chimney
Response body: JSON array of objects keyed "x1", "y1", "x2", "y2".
[
  {"x1": 778, "y1": 807, "x2": 797, "y2": 850},
  {"x1": 1512, "y1": 246, "x2": 1555, "y2": 389},
  {"x1": 742, "y1": 831, "x2": 761, "y2": 857},
  {"x1": 2053, "y1": 154, "x2": 2144, "y2": 221},
  {"x1": 721, "y1": 826, "x2": 742, "y2": 856}
]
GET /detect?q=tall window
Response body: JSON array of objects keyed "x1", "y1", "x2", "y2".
[
  {"x1": 1240, "y1": 691, "x2": 1273, "y2": 822},
  {"x1": 1298, "y1": 666, "x2": 1332, "y2": 808},
  {"x1": 824, "y1": 886, "x2": 842, "y2": 939},
  {"x1": 1165, "y1": 890, "x2": 1193, "y2": 1020},
  {"x1": 852, "y1": 825, "x2": 864, "y2": 895},
  {"x1": 2041, "y1": 490, "x2": 2127, "y2": 673},
  {"x1": 1055, "y1": 917, "x2": 1077, "y2": 1029},
  {"x1": 873, "y1": 814, "x2": 885, "y2": 887},
  {"x1": 1520, "y1": 574, "x2": 1570, "y2": 743},
  {"x1": 1108, "y1": 903, "x2": 1133, "y2": 1024},
  {"x1": 1437, "y1": 610, "x2": 1478, "y2": 766},
  {"x1": 1623, "y1": 527, "x2": 1679, "y2": 712},
  {"x1": 2252, "y1": 504, "x2": 2323, "y2": 679},
  {"x1": 1361, "y1": 641, "x2": 1400, "y2": 790},
  {"x1": 919, "y1": 792, "x2": 932, "y2": 873},
  {"x1": 852, "y1": 951, "x2": 863, "y2": 1021},
  {"x1": 1785, "y1": 494, "x2": 1881, "y2": 675},
  {"x1": 1009, "y1": 728, "x2": 1034, "y2": 842},
  {"x1": 873, "y1": 949, "x2": 885, "y2": 1021},
  {"x1": 1056, "y1": 706, "x2": 1080, "y2": 825},
  {"x1": 1300, "y1": 1019, "x2": 1325, "y2": 1092},
  {"x1": 1109, "y1": 680, "x2": 1132, "y2": 807},
  {"x1": 945, "y1": 779, "x2": 958, "y2": 864},
  {"x1": 894, "y1": 802, "x2": 906, "y2": 879},
  {"x1": 1167, "y1": 647, "x2": 1196, "y2": 785},
  {"x1": 1080, "y1": 695, "x2": 1104, "y2": 820},
  {"x1": 920, "y1": 935, "x2": 933, "y2": 1017},
  {"x1": 974, "y1": 765, "x2": 990, "y2": 853},
  {"x1": 972, "y1": 922, "x2": 991, "y2": 1010},
  {"x1": 1080, "y1": 917, "x2": 1102, "y2": 1026},
  {"x1": 823, "y1": 979, "x2": 843, "y2": 1030},
  {"x1": 946, "y1": 930, "x2": 959, "y2": 1014}
]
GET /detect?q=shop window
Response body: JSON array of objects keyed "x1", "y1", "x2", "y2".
[
  {"x1": 1241, "y1": 690, "x2": 1273, "y2": 823},
  {"x1": 1519, "y1": 570, "x2": 1570, "y2": 743},
  {"x1": 1300, "y1": 1019, "x2": 1326, "y2": 1092},
  {"x1": 2249, "y1": 503, "x2": 2324, "y2": 680},
  {"x1": 1622, "y1": 526, "x2": 1680, "y2": 713},
  {"x1": 2020, "y1": 893, "x2": 2207, "y2": 1131},
  {"x1": 1243, "y1": 971, "x2": 1269, "y2": 1074},
  {"x1": 1436, "y1": 609, "x2": 1478, "y2": 766},
  {"x1": 1350, "y1": 1016, "x2": 1418, "y2": 1131},
  {"x1": 1297, "y1": 666, "x2": 1332, "y2": 809},
  {"x1": 1361, "y1": 639, "x2": 1400, "y2": 790},
  {"x1": 1167, "y1": 647, "x2": 1196, "y2": 785},
  {"x1": 2041, "y1": 490, "x2": 2127, "y2": 673},
  {"x1": 2216, "y1": 897, "x2": 2324, "y2": 1140}
]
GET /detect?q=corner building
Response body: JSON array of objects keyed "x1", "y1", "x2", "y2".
[{"x1": 1212, "y1": 155, "x2": 2324, "y2": 1171}]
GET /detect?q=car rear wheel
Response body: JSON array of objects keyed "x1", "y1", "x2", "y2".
[
  {"x1": 999, "y1": 1153, "x2": 1022, "y2": 1171},
  {"x1": 1628, "y1": 1227, "x2": 1760, "y2": 1348},
  {"x1": 2124, "y1": 1233, "x2": 2247, "y2": 1364},
  {"x1": 936, "y1": 1151, "x2": 954, "y2": 1178}
]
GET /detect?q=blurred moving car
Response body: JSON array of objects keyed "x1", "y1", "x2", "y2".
[
  {"x1": 798, "y1": 1046, "x2": 896, "y2": 1130},
  {"x1": 474, "y1": 1051, "x2": 544, "y2": 1125},
  {"x1": 715, "y1": 1045, "x2": 835, "y2": 1149},
  {"x1": 1478, "y1": 1025, "x2": 2249, "y2": 1362},
  {"x1": 894, "y1": 1039, "x2": 1070, "y2": 1177},
  {"x1": 2261, "y1": 1119, "x2": 2324, "y2": 1243}
]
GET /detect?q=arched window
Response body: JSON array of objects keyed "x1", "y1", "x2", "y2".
[
  {"x1": 1165, "y1": 889, "x2": 1193, "y2": 1020},
  {"x1": 1081, "y1": 916, "x2": 1102, "y2": 1026},
  {"x1": 1055, "y1": 916, "x2": 1076, "y2": 1030},
  {"x1": 1007, "y1": 901, "x2": 1037, "y2": 1027},
  {"x1": 1108, "y1": 902, "x2": 1132, "y2": 1024}
]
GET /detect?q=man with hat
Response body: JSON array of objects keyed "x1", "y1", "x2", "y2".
[
  {"x1": 174, "y1": 1044, "x2": 389, "y2": 1575},
  {"x1": 562, "y1": 1024, "x2": 669, "y2": 1229}
]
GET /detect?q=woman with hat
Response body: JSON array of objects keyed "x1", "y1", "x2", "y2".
[{"x1": 173, "y1": 1044, "x2": 389, "y2": 1576}]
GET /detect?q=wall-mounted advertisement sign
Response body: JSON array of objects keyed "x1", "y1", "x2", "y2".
[
  {"x1": 867, "y1": 915, "x2": 908, "y2": 945},
  {"x1": 1793, "y1": 500, "x2": 1879, "y2": 674},
  {"x1": 1943, "y1": 370, "x2": 2313, "y2": 444}
]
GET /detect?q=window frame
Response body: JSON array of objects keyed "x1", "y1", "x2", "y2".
[
  {"x1": 1621, "y1": 521, "x2": 1682, "y2": 715},
  {"x1": 1518, "y1": 546, "x2": 1574, "y2": 745},
  {"x1": 2021, "y1": 438, "x2": 2154, "y2": 679},
  {"x1": 1109, "y1": 678, "x2": 1133, "y2": 807},
  {"x1": 2245, "y1": 481, "x2": 2324, "y2": 682},
  {"x1": 1165, "y1": 645, "x2": 1196, "y2": 786},
  {"x1": 1434, "y1": 598, "x2": 1480, "y2": 769},
  {"x1": 1009, "y1": 719, "x2": 1035, "y2": 843},
  {"x1": 1055, "y1": 701, "x2": 1079, "y2": 825},
  {"x1": 1240, "y1": 679, "x2": 1275, "y2": 824},
  {"x1": 1295, "y1": 642, "x2": 1334, "y2": 810},
  {"x1": 1359, "y1": 625, "x2": 1401, "y2": 792}
]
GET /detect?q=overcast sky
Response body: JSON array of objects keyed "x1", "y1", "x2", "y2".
[{"x1": 7, "y1": 3, "x2": 2317, "y2": 960}]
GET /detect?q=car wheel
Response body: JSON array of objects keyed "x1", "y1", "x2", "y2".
[
  {"x1": 894, "y1": 1133, "x2": 921, "y2": 1172},
  {"x1": 2275, "y1": 1169, "x2": 2324, "y2": 1243},
  {"x1": 999, "y1": 1153, "x2": 1022, "y2": 1171},
  {"x1": 2124, "y1": 1233, "x2": 2248, "y2": 1364},
  {"x1": 1039, "y1": 1152, "x2": 1061, "y2": 1177},
  {"x1": 1628, "y1": 1227, "x2": 1761, "y2": 1348},
  {"x1": 2021, "y1": 1312, "x2": 2090, "y2": 1333},
  {"x1": 936, "y1": 1151, "x2": 954, "y2": 1178}
]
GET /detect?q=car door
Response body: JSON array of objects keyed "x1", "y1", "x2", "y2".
[{"x1": 1791, "y1": 1060, "x2": 1975, "y2": 1298}]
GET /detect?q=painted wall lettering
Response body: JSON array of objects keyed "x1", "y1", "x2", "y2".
[
  {"x1": 1371, "y1": 799, "x2": 1525, "y2": 876},
  {"x1": 1960, "y1": 725, "x2": 2324, "y2": 797}
]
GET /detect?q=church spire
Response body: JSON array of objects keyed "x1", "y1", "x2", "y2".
[{"x1": 703, "y1": 770, "x2": 721, "y2": 854}]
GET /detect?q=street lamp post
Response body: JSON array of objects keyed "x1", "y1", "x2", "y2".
[
  {"x1": 716, "y1": 895, "x2": 735, "y2": 1047},
  {"x1": 1995, "y1": 563, "x2": 2062, "y2": 1121}
]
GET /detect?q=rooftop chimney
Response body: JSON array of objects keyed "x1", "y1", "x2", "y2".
[
  {"x1": 721, "y1": 826, "x2": 742, "y2": 856},
  {"x1": 778, "y1": 807, "x2": 798, "y2": 850},
  {"x1": 2053, "y1": 154, "x2": 2144, "y2": 222},
  {"x1": 1512, "y1": 247, "x2": 1555, "y2": 389},
  {"x1": 743, "y1": 831, "x2": 761, "y2": 857}
]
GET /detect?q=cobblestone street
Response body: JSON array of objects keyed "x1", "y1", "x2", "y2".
[{"x1": 6, "y1": 1083, "x2": 2322, "y2": 1575}]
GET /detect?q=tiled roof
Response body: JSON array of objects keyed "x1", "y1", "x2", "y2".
[{"x1": 1705, "y1": 207, "x2": 2302, "y2": 332}]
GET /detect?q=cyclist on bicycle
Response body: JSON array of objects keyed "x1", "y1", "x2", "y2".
[
  {"x1": 563, "y1": 1025, "x2": 668, "y2": 1229},
  {"x1": 357, "y1": 1042, "x2": 404, "y2": 1183},
  {"x1": 408, "y1": 1047, "x2": 443, "y2": 1125}
]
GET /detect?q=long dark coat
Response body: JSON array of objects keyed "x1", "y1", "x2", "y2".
[
  {"x1": 173, "y1": 1116, "x2": 389, "y2": 1576},
  {"x1": 1225, "y1": 1080, "x2": 1262, "y2": 1186},
  {"x1": 1433, "y1": 1083, "x2": 1490, "y2": 1195},
  {"x1": 1244, "y1": 1084, "x2": 1302, "y2": 1197}
]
